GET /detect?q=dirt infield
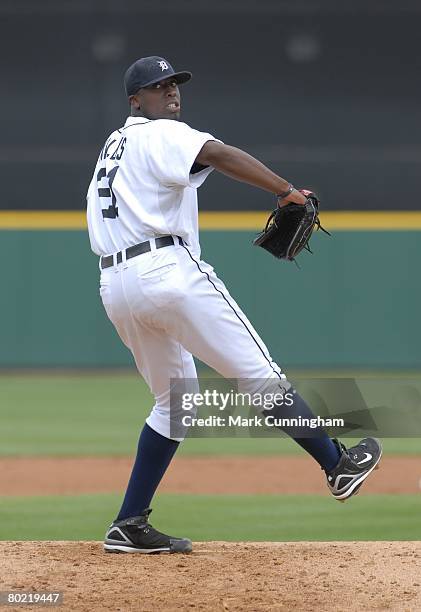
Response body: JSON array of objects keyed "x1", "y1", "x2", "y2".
[
  {"x1": 2, "y1": 541, "x2": 421, "y2": 611},
  {"x1": 1, "y1": 455, "x2": 420, "y2": 496}
]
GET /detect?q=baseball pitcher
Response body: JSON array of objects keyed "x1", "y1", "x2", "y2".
[{"x1": 86, "y1": 56, "x2": 382, "y2": 554}]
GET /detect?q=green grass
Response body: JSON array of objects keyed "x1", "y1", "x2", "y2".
[
  {"x1": 0, "y1": 375, "x2": 149, "y2": 455},
  {"x1": 0, "y1": 374, "x2": 420, "y2": 456},
  {"x1": 0, "y1": 493, "x2": 419, "y2": 541}
]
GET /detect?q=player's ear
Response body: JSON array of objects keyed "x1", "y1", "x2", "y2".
[{"x1": 128, "y1": 93, "x2": 141, "y2": 111}]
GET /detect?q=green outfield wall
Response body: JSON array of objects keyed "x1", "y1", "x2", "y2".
[{"x1": 1, "y1": 229, "x2": 420, "y2": 369}]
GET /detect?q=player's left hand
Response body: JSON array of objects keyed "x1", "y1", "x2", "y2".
[{"x1": 253, "y1": 190, "x2": 330, "y2": 262}]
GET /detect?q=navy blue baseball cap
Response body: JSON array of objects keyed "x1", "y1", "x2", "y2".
[{"x1": 124, "y1": 56, "x2": 192, "y2": 96}]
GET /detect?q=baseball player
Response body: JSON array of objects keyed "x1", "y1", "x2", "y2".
[{"x1": 86, "y1": 56, "x2": 382, "y2": 554}]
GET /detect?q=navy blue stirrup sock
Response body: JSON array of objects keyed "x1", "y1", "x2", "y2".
[
  {"x1": 264, "y1": 390, "x2": 341, "y2": 472},
  {"x1": 117, "y1": 423, "x2": 179, "y2": 521}
]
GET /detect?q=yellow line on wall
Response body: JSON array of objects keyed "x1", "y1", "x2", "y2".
[
  {"x1": 199, "y1": 211, "x2": 421, "y2": 230},
  {"x1": 1, "y1": 210, "x2": 421, "y2": 230},
  {"x1": 0, "y1": 211, "x2": 87, "y2": 229},
  {"x1": 321, "y1": 211, "x2": 421, "y2": 231}
]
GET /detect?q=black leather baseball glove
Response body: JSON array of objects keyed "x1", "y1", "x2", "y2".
[{"x1": 253, "y1": 190, "x2": 330, "y2": 262}]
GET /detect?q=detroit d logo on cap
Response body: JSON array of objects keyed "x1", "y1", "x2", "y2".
[{"x1": 158, "y1": 60, "x2": 169, "y2": 71}]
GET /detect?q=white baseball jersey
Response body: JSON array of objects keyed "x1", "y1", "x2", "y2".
[
  {"x1": 87, "y1": 116, "x2": 217, "y2": 257},
  {"x1": 90, "y1": 115, "x2": 286, "y2": 441}
]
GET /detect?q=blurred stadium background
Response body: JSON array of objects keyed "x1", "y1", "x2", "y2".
[
  {"x1": 1, "y1": 0, "x2": 421, "y2": 368},
  {"x1": 0, "y1": 0, "x2": 420, "y2": 543}
]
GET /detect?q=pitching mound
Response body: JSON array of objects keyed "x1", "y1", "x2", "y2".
[{"x1": 3, "y1": 541, "x2": 421, "y2": 611}]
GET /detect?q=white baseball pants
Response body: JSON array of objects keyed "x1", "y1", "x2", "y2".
[{"x1": 99, "y1": 238, "x2": 286, "y2": 440}]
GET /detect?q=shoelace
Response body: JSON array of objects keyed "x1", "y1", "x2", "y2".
[
  {"x1": 347, "y1": 445, "x2": 368, "y2": 464},
  {"x1": 302, "y1": 218, "x2": 331, "y2": 254},
  {"x1": 340, "y1": 442, "x2": 364, "y2": 464},
  {"x1": 124, "y1": 508, "x2": 153, "y2": 529}
]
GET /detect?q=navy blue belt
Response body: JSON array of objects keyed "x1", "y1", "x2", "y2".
[{"x1": 101, "y1": 236, "x2": 183, "y2": 269}]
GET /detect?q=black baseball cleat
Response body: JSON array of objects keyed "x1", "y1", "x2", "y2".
[
  {"x1": 325, "y1": 438, "x2": 382, "y2": 502},
  {"x1": 104, "y1": 508, "x2": 192, "y2": 554}
]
